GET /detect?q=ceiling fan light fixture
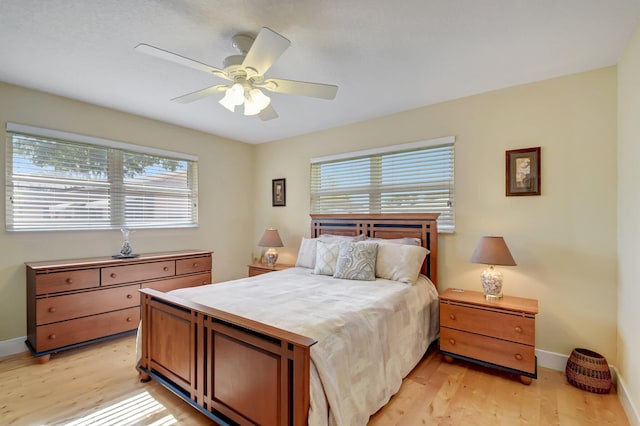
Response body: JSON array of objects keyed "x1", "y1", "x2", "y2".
[
  {"x1": 249, "y1": 88, "x2": 271, "y2": 110},
  {"x1": 218, "y1": 91, "x2": 236, "y2": 112},
  {"x1": 218, "y1": 83, "x2": 246, "y2": 112},
  {"x1": 243, "y1": 88, "x2": 270, "y2": 116}
]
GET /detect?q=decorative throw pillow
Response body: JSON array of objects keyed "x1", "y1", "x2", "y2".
[
  {"x1": 295, "y1": 237, "x2": 317, "y2": 269},
  {"x1": 376, "y1": 242, "x2": 429, "y2": 284},
  {"x1": 313, "y1": 240, "x2": 342, "y2": 276},
  {"x1": 333, "y1": 241, "x2": 379, "y2": 281}
]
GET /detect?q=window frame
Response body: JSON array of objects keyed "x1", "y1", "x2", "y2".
[
  {"x1": 310, "y1": 136, "x2": 455, "y2": 233},
  {"x1": 5, "y1": 122, "x2": 199, "y2": 232}
]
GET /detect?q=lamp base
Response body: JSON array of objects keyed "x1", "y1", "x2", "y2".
[
  {"x1": 481, "y1": 265, "x2": 503, "y2": 301},
  {"x1": 484, "y1": 293, "x2": 503, "y2": 301},
  {"x1": 263, "y1": 248, "x2": 279, "y2": 267}
]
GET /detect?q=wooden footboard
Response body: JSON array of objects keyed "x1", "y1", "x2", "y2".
[{"x1": 138, "y1": 288, "x2": 316, "y2": 426}]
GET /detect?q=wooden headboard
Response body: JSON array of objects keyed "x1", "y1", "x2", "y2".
[{"x1": 310, "y1": 213, "x2": 439, "y2": 287}]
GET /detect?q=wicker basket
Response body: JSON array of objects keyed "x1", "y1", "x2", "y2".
[{"x1": 565, "y1": 348, "x2": 612, "y2": 394}]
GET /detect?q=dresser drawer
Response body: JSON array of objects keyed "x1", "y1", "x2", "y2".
[
  {"x1": 35, "y1": 307, "x2": 140, "y2": 352},
  {"x1": 36, "y1": 284, "x2": 140, "y2": 325},
  {"x1": 175, "y1": 256, "x2": 211, "y2": 275},
  {"x1": 440, "y1": 303, "x2": 535, "y2": 345},
  {"x1": 35, "y1": 269, "x2": 99, "y2": 295},
  {"x1": 440, "y1": 327, "x2": 536, "y2": 374},
  {"x1": 141, "y1": 272, "x2": 211, "y2": 292},
  {"x1": 101, "y1": 261, "x2": 175, "y2": 286}
]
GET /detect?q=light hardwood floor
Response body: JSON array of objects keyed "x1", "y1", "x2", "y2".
[{"x1": 0, "y1": 335, "x2": 629, "y2": 425}]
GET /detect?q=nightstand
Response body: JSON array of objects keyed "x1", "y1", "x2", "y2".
[
  {"x1": 248, "y1": 263, "x2": 294, "y2": 277},
  {"x1": 439, "y1": 288, "x2": 538, "y2": 384}
]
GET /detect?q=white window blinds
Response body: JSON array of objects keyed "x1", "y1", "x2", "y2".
[
  {"x1": 310, "y1": 137, "x2": 455, "y2": 232},
  {"x1": 5, "y1": 124, "x2": 198, "y2": 231}
]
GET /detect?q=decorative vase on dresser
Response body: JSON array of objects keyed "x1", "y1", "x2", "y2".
[
  {"x1": 439, "y1": 288, "x2": 539, "y2": 384},
  {"x1": 26, "y1": 250, "x2": 212, "y2": 363}
]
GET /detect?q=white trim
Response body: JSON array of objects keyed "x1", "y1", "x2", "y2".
[
  {"x1": 6, "y1": 122, "x2": 198, "y2": 161},
  {"x1": 0, "y1": 336, "x2": 27, "y2": 358},
  {"x1": 310, "y1": 135, "x2": 455, "y2": 164},
  {"x1": 535, "y1": 348, "x2": 569, "y2": 372},
  {"x1": 615, "y1": 368, "x2": 640, "y2": 426}
]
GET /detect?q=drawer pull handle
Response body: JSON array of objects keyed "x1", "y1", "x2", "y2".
[
  {"x1": 449, "y1": 313, "x2": 456, "y2": 320},
  {"x1": 126, "y1": 294, "x2": 133, "y2": 299},
  {"x1": 202, "y1": 281, "x2": 207, "y2": 284},
  {"x1": 449, "y1": 338, "x2": 456, "y2": 346},
  {"x1": 126, "y1": 317, "x2": 132, "y2": 322},
  {"x1": 514, "y1": 326, "x2": 523, "y2": 333},
  {"x1": 49, "y1": 334, "x2": 56, "y2": 340},
  {"x1": 163, "y1": 266, "x2": 169, "y2": 271},
  {"x1": 514, "y1": 353, "x2": 523, "y2": 361},
  {"x1": 193, "y1": 263, "x2": 199, "y2": 268},
  {"x1": 48, "y1": 307, "x2": 56, "y2": 313},
  {"x1": 66, "y1": 278, "x2": 73, "y2": 284},
  {"x1": 110, "y1": 273, "x2": 117, "y2": 279}
]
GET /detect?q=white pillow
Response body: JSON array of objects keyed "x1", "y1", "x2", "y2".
[
  {"x1": 295, "y1": 237, "x2": 317, "y2": 269},
  {"x1": 319, "y1": 233, "x2": 366, "y2": 242},
  {"x1": 333, "y1": 241, "x2": 378, "y2": 281},
  {"x1": 296, "y1": 234, "x2": 367, "y2": 270},
  {"x1": 376, "y1": 242, "x2": 428, "y2": 284},
  {"x1": 313, "y1": 240, "x2": 342, "y2": 276},
  {"x1": 367, "y1": 237, "x2": 421, "y2": 246}
]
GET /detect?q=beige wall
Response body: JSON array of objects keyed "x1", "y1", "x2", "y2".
[
  {"x1": 253, "y1": 67, "x2": 618, "y2": 362},
  {"x1": 618, "y1": 22, "x2": 640, "y2": 420},
  {"x1": 0, "y1": 82, "x2": 255, "y2": 341}
]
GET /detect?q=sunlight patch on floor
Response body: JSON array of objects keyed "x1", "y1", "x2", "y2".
[{"x1": 63, "y1": 391, "x2": 177, "y2": 426}]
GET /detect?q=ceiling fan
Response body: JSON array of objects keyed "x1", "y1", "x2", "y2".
[{"x1": 135, "y1": 27, "x2": 338, "y2": 121}]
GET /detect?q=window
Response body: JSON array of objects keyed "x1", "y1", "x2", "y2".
[
  {"x1": 310, "y1": 136, "x2": 455, "y2": 232},
  {"x1": 5, "y1": 123, "x2": 198, "y2": 231}
]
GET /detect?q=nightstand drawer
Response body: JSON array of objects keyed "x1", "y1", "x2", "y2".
[
  {"x1": 35, "y1": 307, "x2": 140, "y2": 352},
  {"x1": 36, "y1": 269, "x2": 100, "y2": 295},
  {"x1": 440, "y1": 303, "x2": 535, "y2": 345},
  {"x1": 101, "y1": 261, "x2": 175, "y2": 285},
  {"x1": 440, "y1": 327, "x2": 536, "y2": 374},
  {"x1": 36, "y1": 284, "x2": 140, "y2": 325}
]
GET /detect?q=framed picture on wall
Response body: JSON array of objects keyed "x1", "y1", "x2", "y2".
[
  {"x1": 272, "y1": 178, "x2": 286, "y2": 206},
  {"x1": 506, "y1": 147, "x2": 541, "y2": 196}
]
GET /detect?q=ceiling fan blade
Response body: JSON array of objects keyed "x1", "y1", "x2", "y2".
[
  {"x1": 242, "y1": 27, "x2": 291, "y2": 76},
  {"x1": 171, "y1": 84, "x2": 229, "y2": 104},
  {"x1": 261, "y1": 78, "x2": 338, "y2": 100},
  {"x1": 258, "y1": 104, "x2": 278, "y2": 121},
  {"x1": 135, "y1": 43, "x2": 231, "y2": 81}
]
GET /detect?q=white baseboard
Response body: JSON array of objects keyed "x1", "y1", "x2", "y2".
[
  {"x1": 536, "y1": 349, "x2": 639, "y2": 425},
  {"x1": 0, "y1": 336, "x2": 28, "y2": 358},
  {"x1": 614, "y1": 367, "x2": 640, "y2": 426},
  {"x1": 535, "y1": 348, "x2": 569, "y2": 372}
]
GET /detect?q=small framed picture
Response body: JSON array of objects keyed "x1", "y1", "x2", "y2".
[
  {"x1": 272, "y1": 178, "x2": 286, "y2": 206},
  {"x1": 506, "y1": 147, "x2": 541, "y2": 196}
]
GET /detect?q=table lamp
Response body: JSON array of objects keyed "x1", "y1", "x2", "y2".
[
  {"x1": 470, "y1": 236, "x2": 517, "y2": 300},
  {"x1": 258, "y1": 228, "x2": 284, "y2": 266}
]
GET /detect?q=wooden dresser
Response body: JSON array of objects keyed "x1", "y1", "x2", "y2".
[
  {"x1": 439, "y1": 288, "x2": 538, "y2": 384},
  {"x1": 247, "y1": 263, "x2": 294, "y2": 277},
  {"x1": 26, "y1": 250, "x2": 212, "y2": 362}
]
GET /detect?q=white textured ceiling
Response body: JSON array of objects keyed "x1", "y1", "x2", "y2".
[{"x1": 1, "y1": 0, "x2": 639, "y2": 144}]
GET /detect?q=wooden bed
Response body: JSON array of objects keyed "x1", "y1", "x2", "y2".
[{"x1": 138, "y1": 213, "x2": 439, "y2": 425}]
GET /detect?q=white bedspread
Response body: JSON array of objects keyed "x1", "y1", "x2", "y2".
[{"x1": 169, "y1": 267, "x2": 439, "y2": 426}]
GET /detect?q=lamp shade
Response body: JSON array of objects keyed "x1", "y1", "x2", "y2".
[
  {"x1": 470, "y1": 236, "x2": 516, "y2": 266},
  {"x1": 258, "y1": 229, "x2": 283, "y2": 248}
]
